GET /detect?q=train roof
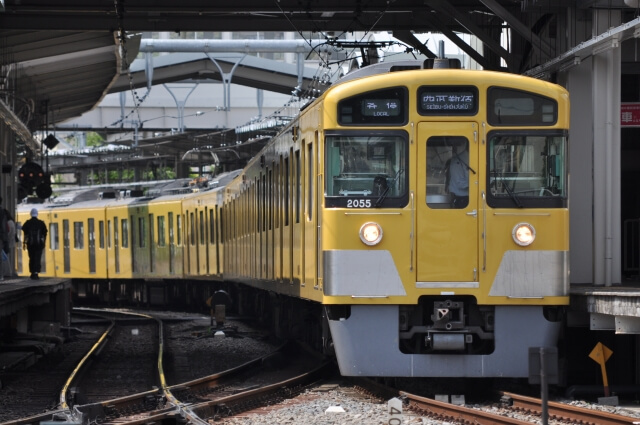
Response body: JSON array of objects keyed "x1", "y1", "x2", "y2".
[{"x1": 15, "y1": 169, "x2": 244, "y2": 213}]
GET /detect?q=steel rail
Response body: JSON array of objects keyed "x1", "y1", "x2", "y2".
[
  {"x1": 400, "y1": 391, "x2": 534, "y2": 425},
  {"x1": 501, "y1": 391, "x2": 640, "y2": 425}
]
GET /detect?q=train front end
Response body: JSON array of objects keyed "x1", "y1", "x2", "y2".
[{"x1": 319, "y1": 68, "x2": 569, "y2": 378}]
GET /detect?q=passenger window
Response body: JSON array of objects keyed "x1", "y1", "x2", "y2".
[
  {"x1": 50, "y1": 223, "x2": 59, "y2": 250},
  {"x1": 121, "y1": 219, "x2": 129, "y2": 248},
  {"x1": 74, "y1": 222, "x2": 84, "y2": 249}
]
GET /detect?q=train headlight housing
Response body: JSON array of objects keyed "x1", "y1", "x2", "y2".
[
  {"x1": 360, "y1": 222, "x2": 383, "y2": 246},
  {"x1": 512, "y1": 222, "x2": 535, "y2": 246}
]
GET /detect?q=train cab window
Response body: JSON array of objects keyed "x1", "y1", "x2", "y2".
[
  {"x1": 49, "y1": 223, "x2": 59, "y2": 250},
  {"x1": 487, "y1": 133, "x2": 567, "y2": 208},
  {"x1": 325, "y1": 132, "x2": 408, "y2": 208},
  {"x1": 426, "y1": 137, "x2": 470, "y2": 209},
  {"x1": 121, "y1": 219, "x2": 129, "y2": 248},
  {"x1": 74, "y1": 222, "x2": 84, "y2": 249}
]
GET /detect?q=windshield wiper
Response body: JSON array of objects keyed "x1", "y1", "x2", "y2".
[
  {"x1": 495, "y1": 168, "x2": 522, "y2": 208},
  {"x1": 492, "y1": 149, "x2": 522, "y2": 208},
  {"x1": 375, "y1": 169, "x2": 404, "y2": 207}
]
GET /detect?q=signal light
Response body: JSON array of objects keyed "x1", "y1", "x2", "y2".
[
  {"x1": 36, "y1": 182, "x2": 53, "y2": 199},
  {"x1": 18, "y1": 162, "x2": 50, "y2": 199}
]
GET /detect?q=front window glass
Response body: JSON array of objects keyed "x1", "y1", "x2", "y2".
[
  {"x1": 426, "y1": 136, "x2": 470, "y2": 209},
  {"x1": 488, "y1": 133, "x2": 567, "y2": 208},
  {"x1": 325, "y1": 132, "x2": 408, "y2": 208}
]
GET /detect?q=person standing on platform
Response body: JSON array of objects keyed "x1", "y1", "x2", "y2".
[
  {"x1": 0, "y1": 197, "x2": 10, "y2": 281},
  {"x1": 22, "y1": 208, "x2": 47, "y2": 280},
  {"x1": 2, "y1": 212, "x2": 18, "y2": 277},
  {"x1": 6, "y1": 214, "x2": 17, "y2": 277}
]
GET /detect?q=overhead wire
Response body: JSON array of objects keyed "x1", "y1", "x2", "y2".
[{"x1": 111, "y1": 0, "x2": 151, "y2": 128}]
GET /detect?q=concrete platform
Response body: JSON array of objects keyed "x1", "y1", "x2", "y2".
[
  {"x1": 569, "y1": 282, "x2": 640, "y2": 331},
  {"x1": 0, "y1": 276, "x2": 72, "y2": 318}
]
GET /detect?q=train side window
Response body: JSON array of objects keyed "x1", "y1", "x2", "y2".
[
  {"x1": 168, "y1": 213, "x2": 174, "y2": 245},
  {"x1": 121, "y1": 219, "x2": 129, "y2": 248},
  {"x1": 177, "y1": 214, "x2": 183, "y2": 246},
  {"x1": 295, "y1": 150, "x2": 301, "y2": 223},
  {"x1": 209, "y1": 209, "x2": 214, "y2": 244},
  {"x1": 99, "y1": 220, "x2": 105, "y2": 249},
  {"x1": 138, "y1": 217, "x2": 146, "y2": 248},
  {"x1": 158, "y1": 215, "x2": 166, "y2": 247},
  {"x1": 130, "y1": 216, "x2": 136, "y2": 247},
  {"x1": 74, "y1": 221, "x2": 84, "y2": 249},
  {"x1": 199, "y1": 210, "x2": 205, "y2": 245},
  {"x1": 148, "y1": 214, "x2": 154, "y2": 250},
  {"x1": 219, "y1": 209, "x2": 224, "y2": 243},
  {"x1": 190, "y1": 212, "x2": 195, "y2": 246},
  {"x1": 214, "y1": 207, "x2": 219, "y2": 245},
  {"x1": 114, "y1": 217, "x2": 119, "y2": 248},
  {"x1": 285, "y1": 155, "x2": 290, "y2": 227},
  {"x1": 269, "y1": 168, "x2": 273, "y2": 230},
  {"x1": 107, "y1": 220, "x2": 112, "y2": 249},
  {"x1": 273, "y1": 161, "x2": 282, "y2": 229},
  {"x1": 63, "y1": 220, "x2": 69, "y2": 248},
  {"x1": 307, "y1": 141, "x2": 313, "y2": 220},
  {"x1": 426, "y1": 136, "x2": 469, "y2": 209},
  {"x1": 49, "y1": 223, "x2": 59, "y2": 250},
  {"x1": 262, "y1": 174, "x2": 266, "y2": 231}
]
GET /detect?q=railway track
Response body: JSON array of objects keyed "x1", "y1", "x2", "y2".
[
  {"x1": 63, "y1": 310, "x2": 159, "y2": 406},
  {"x1": 6, "y1": 307, "x2": 638, "y2": 425},
  {"x1": 1, "y1": 309, "x2": 308, "y2": 425},
  {"x1": 350, "y1": 378, "x2": 640, "y2": 425},
  {"x1": 0, "y1": 319, "x2": 108, "y2": 422},
  {"x1": 500, "y1": 391, "x2": 640, "y2": 425},
  {"x1": 67, "y1": 341, "x2": 329, "y2": 425},
  {"x1": 399, "y1": 389, "x2": 640, "y2": 425}
]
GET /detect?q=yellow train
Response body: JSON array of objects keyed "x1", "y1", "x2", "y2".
[{"x1": 17, "y1": 62, "x2": 570, "y2": 378}]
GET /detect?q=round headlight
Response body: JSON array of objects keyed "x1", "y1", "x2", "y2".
[
  {"x1": 512, "y1": 222, "x2": 535, "y2": 246},
  {"x1": 359, "y1": 222, "x2": 383, "y2": 246}
]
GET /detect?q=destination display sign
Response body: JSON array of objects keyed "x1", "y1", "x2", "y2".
[
  {"x1": 418, "y1": 86, "x2": 478, "y2": 115},
  {"x1": 621, "y1": 103, "x2": 640, "y2": 127},
  {"x1": 338, "y1": 87, "x2": 407, "y2": 125},
  {"x1": 362, "y1": 98, "x2": 402, "y2": 117}
]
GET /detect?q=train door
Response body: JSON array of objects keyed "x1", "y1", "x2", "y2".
[
  {"x1": 303, "y1": 136, "x2": 318, "y2": 289},
  {"x1": 416, "y1": 122, "x2": 479, "y2": 283}
]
